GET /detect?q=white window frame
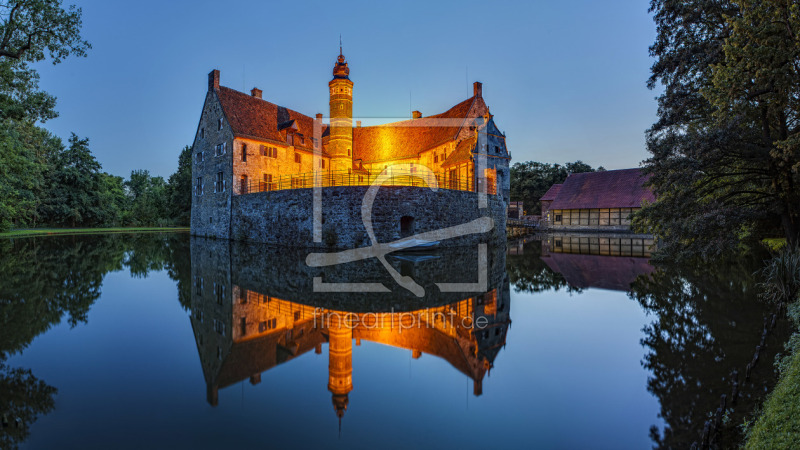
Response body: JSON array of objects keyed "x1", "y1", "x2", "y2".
[{"x1": 214, "y1": 172, "x2": 226, "y2": 193}]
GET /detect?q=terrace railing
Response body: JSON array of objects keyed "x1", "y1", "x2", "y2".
[{"x1": 239, "y1": 169, "x2": 497, "y2": 196}]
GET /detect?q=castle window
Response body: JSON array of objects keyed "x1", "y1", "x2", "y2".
[
  {"x1": 195, "y1": 177, "x2": 203, "y2": 196},
  {"x1": 320, "y1": 159, "x2": 325, "y2": 169},
  {"x1": 260, "y1": 145, "x2": 277, "y2": 158},
  {"x1": 200, "y1": 127, "x2": 204, "y2": 138},
  {"x1": 555, "y1": 214, "x2": 563, "y2": 223},
  {"x1": 215, "y1": 172, "x2": 225, "y2": 193},
  {"x1": 434, "y1": 154, "x2": 438, "y2": 163},
  {"x1": 196, "y1": 152, "x2": 204, "y2": 164},
  {"x1": 262, "y1": 173, "x2": 273, "y2": 191},
  {"x1": 241, "y1": 143, "x2": 247, "y2": 162},
  {"x1": 215, "y1": 283, "x2": 225, "y2": 305},
  {"x1": 347, "y1": 148, "x2": 351, "y2": 156},
  {"x1": 294, "y1": 153, "x2": 301, "y2": 164},
  {"x1": 259, "y1": 318, "x2": 277, "y2": 330},
  {"x1": 218, "y1": 117, "x2": 223, "y2": 130},
  {"x1": 214, "y1": 319, "x2": 225, "y2": 336},
  {"x1": 214, "y1": 142, "x2": 226, "y2": 157}
]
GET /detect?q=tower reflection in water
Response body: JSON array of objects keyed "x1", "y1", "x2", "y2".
[{"x1": 188, "y1": 238, "x2": 510, "y2": 422}]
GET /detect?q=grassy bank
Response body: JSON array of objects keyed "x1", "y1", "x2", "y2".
[
  {"x1": 746, "y1": 308, "x2": 800, "y2": 447},
  {"x1": 0, "y1": 227, "x2": 189, "y2": 238}
]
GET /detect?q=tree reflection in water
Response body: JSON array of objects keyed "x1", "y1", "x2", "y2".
[
  {"x1": 629, "y1": 253, "x2": 790, "y2": 449},
  {"x1": 0, "y1": 232, "x2": 790, "y2": 449},
  {"x1": 0, "y1": 233, "x2": 190, "y2": 449},
  {"x1": 509, "y1": 236, "x2": 789, "y2": 449}
]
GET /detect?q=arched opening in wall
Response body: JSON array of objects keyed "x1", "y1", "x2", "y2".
[{"x1": 400, "y1": 216, "x2": 414, "y2": 237}]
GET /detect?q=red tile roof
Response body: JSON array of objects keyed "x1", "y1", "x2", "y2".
[
  {"x1": 352, "y1": 95, "x2": 488, "y2": 163},
  {"x1": 217, "y1": 84, "x2": 490, "y2": 163},
  {"x1": 442, "y1": 136, "x2": 476, "y2": 167},
  {"x1": 543, "y1": 254, "x2": 654, "y2": 291},
  {"x1": 548, "y1": 168, "x2": 655, "y2": 210},
  {"x1": 540, "y1": 184, "x2": 562, "y2": 201},
  {"x1": 217, "y1": 86, "x2": 324, "y2": 154}
]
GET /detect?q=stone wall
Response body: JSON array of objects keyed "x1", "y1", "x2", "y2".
[
  {"x1": 226, "y1": 186, "x2": 506, "y2": 249},
  {"x1": 191, "y1": 236, "x2": 509, "y2": 312},
  {"x1": 191, "y1": 88, "x2": 235, "y2": 239}
]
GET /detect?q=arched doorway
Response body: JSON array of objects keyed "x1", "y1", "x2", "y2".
[{"x1": 400, "y1": 216, "x2": 414, "y2": 237}]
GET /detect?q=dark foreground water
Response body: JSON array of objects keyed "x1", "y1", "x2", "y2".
[{"x1": 0, "y1": 233, "x2": 789, "y2": 449}]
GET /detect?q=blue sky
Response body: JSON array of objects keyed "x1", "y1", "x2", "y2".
[{"x1": 35, "y1": 0, "x2": 658, "y2": 178}]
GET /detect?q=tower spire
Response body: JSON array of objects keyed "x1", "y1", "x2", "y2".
[{"x1": 339, "y1": 34, "x2": 342, "y2": 57}]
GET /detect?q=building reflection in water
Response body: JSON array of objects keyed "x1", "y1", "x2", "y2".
[
  {"x1": 540, "y1": 234, "x2": 655, "y2": 291},
  {"x1": 189, "y1": 237, "x2": 510, "y2": 423}
]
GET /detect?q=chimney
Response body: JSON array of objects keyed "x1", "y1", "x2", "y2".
[
  {"x1": 356, "y1": 120, "x2": 362, "y2": 127},
  {"x1": 316, "y1": 113, "x2": 323, "y2": 120},
  {"x1": 473, "y1": 81, "x2": 482, "y2": 98},
  {"x1": 412, "y1": 110, "x2": 422, "y2": 119},
  {"x1": 208, "y1": 69, "x2": 220, "y2": 91},
  {"x1": 250, "y1": 87, "x2": 262, "y2": 99}
]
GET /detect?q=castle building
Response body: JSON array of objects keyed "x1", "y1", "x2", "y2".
[{"x1": 190, "y1": 50, "x2": 511, "y2": 242}]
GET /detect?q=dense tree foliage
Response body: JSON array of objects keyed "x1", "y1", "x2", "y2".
[
  {"x1": 166, "y1": 145, "x2": 192, "y2": 226},
  {"x1": 0, "y1": 1, "x2": 190, "y2": 232},
  {"x1": 635, "y1": 0, "x2": 800, "y2": 259},
  {"x1": 0, "y1": 233, "x2": 191, "y2": 449},
  {"x1": 0, "y1": 0, "x2": 90, "y2": 123},
  {"x1": 509, "y1": 160, "x2": 601, "y2": 214}
]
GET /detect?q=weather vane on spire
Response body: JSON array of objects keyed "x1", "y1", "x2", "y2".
[{"x1": 339, "y1": 34, "x2": 342, "y2": 56}]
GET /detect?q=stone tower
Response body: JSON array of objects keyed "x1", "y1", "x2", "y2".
[
  {"x1": 327, "y1": 314, "x2": 353, "y2": 427},
  {"x1": 328, "y1": 46, "x2": 354, "y2": 173}
]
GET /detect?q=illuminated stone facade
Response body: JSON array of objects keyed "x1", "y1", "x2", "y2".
[
  {"x1": 191, "y1": 51, "x2": 511, "y2": 243},
  {"x1": 189, "y1": 238, "x2": 511, "y2": 419}
]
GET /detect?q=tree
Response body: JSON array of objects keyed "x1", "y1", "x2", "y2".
[
  {"x1": 510, "y1": 160, "x2": 596, "y2": 214},
  {"x1": 0, "y1": 0, "x2": 90, "y2": 122},
  {"x1": 166, "y1": 145, "x2": 192, "y2": 226},
  {"x1": 124, "y1": 169, "x2": 168, "y2": 226},
  {"x1": 38, "y1": 133, "x2": 103, "y2": 226},
  {"x1": 635, "y1": 0, "x2": 800, "y2": 260},
  {"x1": 0, "y1": 119, "x2": 60, "y2": 230}
]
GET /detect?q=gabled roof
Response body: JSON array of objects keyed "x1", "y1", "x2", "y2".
[
  {"x1": 543, "y1": 254, "x2": 654, "y2": 291},
  {"x1": 442, "y1": 136, "x2": 476, "y2": 167},
  {"x1": 548, "y1": 168, "x2": 655, "y2": 210},
  {"x1": 217, "y1": 86, "x2": 324, "y2": 154},
  {"x1": 352, "y1": 95, "x2": 488, "y2": 163},
  {"x1": 540, "y1": 184, "x2": 562, "y2": 202}
]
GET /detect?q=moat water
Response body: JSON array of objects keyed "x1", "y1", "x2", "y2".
[{"x1": 0, "y1": 233, "x2": 788, "y2": 449}]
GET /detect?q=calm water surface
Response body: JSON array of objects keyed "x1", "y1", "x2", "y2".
[{"x1": 0, "y1": 233, "x2": 787, "y2": 449}]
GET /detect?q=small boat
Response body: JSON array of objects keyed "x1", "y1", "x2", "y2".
[
  {"x1": 389, "y1": 253, "x2": 441, "y2": 263},
  {"x1": 388, "y1": 238, "x2": 440, "y2": 252}
]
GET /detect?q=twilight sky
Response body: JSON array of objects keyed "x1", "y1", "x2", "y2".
[{"x1": 35, "y1": 0, "x2": 658, "y2": 179}]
